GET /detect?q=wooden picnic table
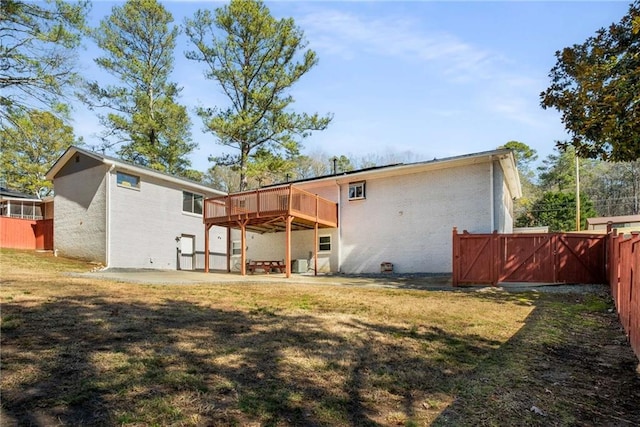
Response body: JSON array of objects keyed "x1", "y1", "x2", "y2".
[{"x1": 247, "y1": 260, "x2": 286, "y2": 274}]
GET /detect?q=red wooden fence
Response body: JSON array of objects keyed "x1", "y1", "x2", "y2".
[
  {"x1": 452, "y1": 227, "x2": 639, "y2": 362},
  {"x1": 452, "y1": 228, "x2": 607, "y2": 286},
  {"x1": 608, "y1": 231, "x2": 640, "y2": 362},
  {"x1": 0, "y1": 217, "x2": 53, "y2": 250}
]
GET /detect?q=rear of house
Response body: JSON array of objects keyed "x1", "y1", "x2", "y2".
[
  {"x1": 46, "y1": 147, "x2": 227, "y2": 270},
  {"x1": 225, "y1": 149, "x2": 521, "y2": 274}
]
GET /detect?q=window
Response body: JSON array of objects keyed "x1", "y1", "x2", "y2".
[
  {"x1": 348, "y1": 181, "x2": 365, "y2": 200},
  {"x1": 231, "y1": 240, "x2": 242, "y2": 255},
  {"x1": 117, "y1": 171, "x2": 140, "y2": 189},
  {"x1": 319, "y1": 235, "x2": 331, "y2": 252},
  {"x1": 183, "y1": 191, "x2": 203, "y2": 215}
]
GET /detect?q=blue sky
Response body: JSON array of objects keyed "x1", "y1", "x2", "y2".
[{"x1": 73, "y1": 1, "x2": 633, "y2": 172}]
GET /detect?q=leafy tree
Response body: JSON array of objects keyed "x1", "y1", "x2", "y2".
[
  {"x1": 330, "y1": 155, "x2": 354, "y2": 174},
  {"x1": 0, "y1": 0, "x2": 89, "y2": 124},
  {"x1": 500, "y1": 141, "x2": 538, "y2": 179},
  {"x1": 353, "y1": 150, "x2": 422, "y2": 170},
  {"x1": 293, "y1": 151, "x2": 332, "y2": 180},
  {"x1": 81, "y1": 0, "x2": 196, "y2": 177},
  {"x1": 204, "y1": 165, "x2": 241, "y2": 193},
  {"x1": 499, "y1": 141, "x2": 540, "y2": 225},
  {"x1": 245, "y1": 148, "x2": 297, "y2": 187},
  {"x1": 537, "y1": 146, "x2": 597, "y2": 193},
  {"x1": 517, "y1": 191, "x2": 596, "y2": 232},
  {"x1": 0, "y1": 109, "x2": 76, "y2": 195},
  {"x1": 185, "y1": 0, "x2": 332, "y2": 191},
  {"x1": 540, "y1": 1, "x2": 640, "y2": 161},
  {"x1": 585, "y1": 160, "x2": 640, "y2": 215}
]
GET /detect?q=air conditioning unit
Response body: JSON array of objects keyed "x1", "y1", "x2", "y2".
[{"x1": 292, "y1": 259, "x2": 308, "y2": 274}]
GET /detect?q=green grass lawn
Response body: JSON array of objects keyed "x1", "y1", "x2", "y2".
[{"x1": 1, "y1": 249, "x2": 638, "y2": 426}]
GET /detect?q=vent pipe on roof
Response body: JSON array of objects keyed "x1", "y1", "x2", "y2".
[{"x1": 331, "y1": 156, "x2": 338, "y2": 175}]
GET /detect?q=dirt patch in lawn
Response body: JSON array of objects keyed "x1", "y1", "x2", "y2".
[{"x1": 1, "y1": 249, "x2": 639, "y2": 426}]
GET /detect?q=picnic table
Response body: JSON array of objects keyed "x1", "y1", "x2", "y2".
[{"x1": 247, "y1": 260, "x2": 286, "y2": 274}]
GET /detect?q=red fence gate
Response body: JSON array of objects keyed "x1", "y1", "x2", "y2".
[{"x1": 452, "y1": 228, "x2": 607, "y2": 286}]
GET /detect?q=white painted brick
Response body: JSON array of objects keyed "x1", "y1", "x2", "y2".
[{"x1": 53, "y1": 165, "x2": 108, "y2": 263}]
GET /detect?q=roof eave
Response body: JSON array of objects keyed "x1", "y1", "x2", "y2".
[{"x1": 45, "y1": 146, "x2": 227, "y2": 197}]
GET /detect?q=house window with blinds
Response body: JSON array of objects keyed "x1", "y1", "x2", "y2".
[{"x1": 319, "y1": 235, "x2": 331, "y2": 252}]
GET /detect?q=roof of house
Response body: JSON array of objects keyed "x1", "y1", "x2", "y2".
[
  {"x1": 587, "y1": 214, "x2": 640, "y2": 225},
  {"x1": 46, "y1": 146, "x2": 226, "y2": 196},
  {"x1": 0, "y1": 187, "x2": 40, "y2": 200},
  {"x1": 263, "y1": 148, "x2": 522, "y2": 199}
]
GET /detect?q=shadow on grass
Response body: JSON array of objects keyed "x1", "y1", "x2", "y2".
[
  {"x1": 2, "y1": 292, "x2": 508, "y2": 426},
  {"x1": 2, "y1": 288, "x2": 638, "y2": 426},
  {"x1": 431, "y1": 292, "x2": 640, "y2": 426}
]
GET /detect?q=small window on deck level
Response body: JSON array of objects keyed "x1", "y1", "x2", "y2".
[
  {"x1": 348, "y1": 181, "x2": 365, "y2": 200},
  {"x1": 319, "y1": 235, "x2": 331, "y2": 252},
  {"x1": 231, "y1": 240, "x2": 242, "y2": 255}
]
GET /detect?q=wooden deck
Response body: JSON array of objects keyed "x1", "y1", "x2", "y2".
[
  {"x1": 203, "y1": 185, "x2": 338, "y2": 277},
  {"x1": 203, "y1": 185, "x2": 338, "y2": 233}
]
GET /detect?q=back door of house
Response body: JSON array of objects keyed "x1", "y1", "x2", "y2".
[{"x1": 180, "y1": 234, "x2": 195, "y2": 270}]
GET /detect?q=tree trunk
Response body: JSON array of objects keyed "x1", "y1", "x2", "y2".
[{"x1": 239, "y1": 145, "x2": 249, "y2": 192}]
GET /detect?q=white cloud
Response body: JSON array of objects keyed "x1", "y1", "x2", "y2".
[{"x1": 298, "y1": 8, "x2": 501, "y2": 82}]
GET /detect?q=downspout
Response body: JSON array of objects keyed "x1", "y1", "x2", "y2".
[
  {"x1": 489, "y1": 160, "x2": 495, "y2": 232},
  {"x1": 105, "y1": 163, "x2": 115, "y2": 268}
]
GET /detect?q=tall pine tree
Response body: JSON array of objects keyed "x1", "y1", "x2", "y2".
[
  {"x1": 81, "y1": 0, "x2": 196, "y2": 177},
  {"x1": 0, "y1": 0, "x2": 88, "y2": 124},
  {"x1": 185, "y1": 0, "x2": 332, "y2": 191}
]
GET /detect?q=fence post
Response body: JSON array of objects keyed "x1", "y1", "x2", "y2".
[
  {"x1": 612, "y1": 231, "x2": 621, "y2": 306},
  {"x1": 631, "y1": 238, "x2": 640, "y2": 361},
  {"x1": 452, "y1": 227, "x2": 459, "y2": 286},
  {"x1": 490, "y1": 230, "x2": 500, "y2": 286}
]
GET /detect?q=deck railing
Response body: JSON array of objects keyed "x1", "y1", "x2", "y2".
[{"x1": 204, "y1": 185, "x2": 338, "y2": 227}]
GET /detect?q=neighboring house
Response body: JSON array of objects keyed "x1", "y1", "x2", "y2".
[
  {"x1": 0, "y1": 187, "x2": 53, "y2": 220},
  {"x1": 0, "y1": 187, "x2": 54, "y2": 250},
  {"x1": 45, "y1": 146, "x2": 227, "y2": 269},
  {"x1": 586, "y1": 214, "x2": 640, "y2": 233},
  {"x1": 206, "y1": 148, "x2": 521, "y2": 275}
]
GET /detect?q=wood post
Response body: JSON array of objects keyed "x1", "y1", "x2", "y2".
[
  {"x1": 491, "y1": 230, "x2": 499, "y2": 286},
  {"x1": 314, "y1": 222, "x2": 319, "y2": 276},
  {"x1": 226, "y1": 226, "x2": 231, "y2": 273},
  {"x1": 285, "y1": 215, "x2": 293, "y2": 278},
  {"x1": 452, "y1": 227, "x2": 459, "y2": 286},
  {"x1": 204, "y1": 224, "x2": 210, "y2": 273},
  {"x1": 240, "y1": 220, "x2": 247, "y2": 276}
]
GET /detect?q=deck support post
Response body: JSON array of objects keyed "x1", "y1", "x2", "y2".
[
  {"x1": 204, "y1": 224, "x2": 211, "y2": 273},
  {"x1": 314, "y1": 222, "x2": 318, "y2": 276},
  {"x1": 226, "y1": 226, "x2": 231, "y2": 272},
  {"x1": 285, "y1": 215, "x2": 293, "y2": 278},
  {"x1": 240, "y1": 220, "x2": 247, "y2": 276}
]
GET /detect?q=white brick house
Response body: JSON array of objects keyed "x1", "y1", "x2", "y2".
[
  {"x1": 46, "y1": 146, "x2": 227, "y2": 270},
  {"x1": 207, "y1": 148, "x2": 521, "y2": 275}
]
